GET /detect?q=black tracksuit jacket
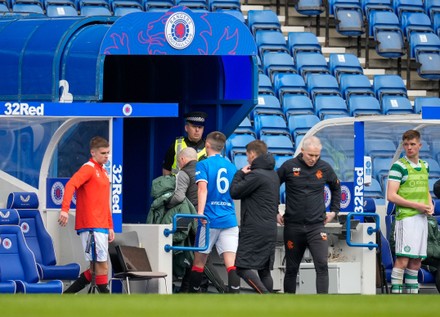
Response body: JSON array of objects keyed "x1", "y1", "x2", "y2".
[{"x1": 277, "y1": 153, "x2": 341, "y2": 225}]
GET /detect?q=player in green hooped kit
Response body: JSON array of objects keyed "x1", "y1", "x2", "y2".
[{"x1": 387, "y1": 129, "x2": 434, "y2": 294}]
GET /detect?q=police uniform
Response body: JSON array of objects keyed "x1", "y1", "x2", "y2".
[{"x1": 162, "y1": 111, "x2": 208, "y2": 174}]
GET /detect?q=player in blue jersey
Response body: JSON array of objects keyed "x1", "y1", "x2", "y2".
[{"x1": 188, "y1": 131, "x2": 240, "y2": 293}]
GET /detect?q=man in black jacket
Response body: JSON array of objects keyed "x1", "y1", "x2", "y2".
[
  {"x1": 230, "y1": 140, "x2": 280, "y2": 293},
  {"x1": 277, "y1": 135, "x2": 341, "y2": 294}
]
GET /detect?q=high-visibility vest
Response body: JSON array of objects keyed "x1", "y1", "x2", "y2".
[{"x1": 171, "y1": 137, "x2": 206, "y2": 174}]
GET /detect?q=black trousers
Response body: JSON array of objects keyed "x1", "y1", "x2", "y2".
[{"x1": 283, "y1": 222, "x2": 329, "y2": 294}]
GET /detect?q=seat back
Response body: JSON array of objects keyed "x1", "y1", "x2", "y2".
[
  {"x1": 116, "y1": 245, "x2": 153, "y2": 273},
  {"x1": 295, "y1": 0, "x2": 324, "y2": 15},
  {"x1": 247, "y1": 10, "x2": 281, "y2": 35},
  {"x1": 109, "y1": 231, "x2": 140, "y2": 275},
  {"x1": 414, "y1": 96, "x2": 440, "y2": 114},
  {"x1": 287, "y1": 31, "x2": 322, "y2": 58},
  {"x1": 339, "y1": 74, "x2": 374, "y2": 99},
  {"x1": 328, "y1": 53, "x2": 364, "y2": 82},
  {"x1": 7, "y1": 192, "x2": 56, "y2": 266},
  {"x1": 0, "y1": 209, "x2": 40, "y2": 284}
]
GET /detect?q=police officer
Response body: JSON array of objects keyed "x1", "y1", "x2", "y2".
[{"x1": 162, "y1": 111, "x2": 208, "y2": 176}]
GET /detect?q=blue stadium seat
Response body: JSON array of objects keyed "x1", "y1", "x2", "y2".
[
  {"x1": 381, "y1": 95, "x2": 414, "y2": 115},
  {"x1": 409, "y1": 32, "x2": 440, "y2": 80},
  {"x1": 262, "y1": 52, "x2": 296, "y2": 82},
  {"x1": 221, "y1": 9, "x2": 246, "y2": 23},
  {"x1": 431, "y1": 140, "x2": 440, "y2": 162},
  {"x1": 429, "y1": 178, "x2": 439, "y2": 199},
  {"x1": 254, "y1": 114, "x2": 290, "y2": 138},
  {"x1": 295, "y1": 0, "x2": 324, "y2": 16},
  {"x1": 143, "y1": 0, "x2": 173, "y2": 11},
  {"x1": 255, "y1": 30, "x2": 289, "y2": 56},
  {"x1": 373, "y1": 74, "x2": 407, "y2": 102},
  {"x1": 425, "y1": 0, "x2": 440, "y2": 19},
  {"x1": 7, "y1": 192, "x2": 81, "y2": 281},
  {"x1": 414, "y1": 96, "x2": 440, "y2": 114},
  {"x1": 339, "y1": 74, "x2": 374, "y2": 99},
  {"x1": 274, "y1": 154, "x2": 292, "y2": 170},
  {"x1": 282, "y1": 94, "x2": 315, "y2": 117},
  {"x1": 294, "y1": 52, "x2": 330, "y2": 80},
  {"x1": 287, "y1": 114, "x2": 320, "y2": 144},
  {"x1": 364, "y1": 177, "x2": 384, "y2": 199},
  {"x1": 226, "y1": 133, "x2": 256, "y2": 159},
  {"x1": 46, "y1": 0, "x2": 78, "y2": 16},
  {"x1": 361, "y1": 0, "x2": 393, "y2": 16},
  {"x1": 372, "y1": 156, "x2": 393, "y2": 186},
  {"x1": 314, "y1": 95, "x2": 349, "y2": 120},
  {"x1": 400, "y1": 12, "x2": 434, "y2": 38},
  {"x1": 79, "y1": 0, "x2": 112, "y2": 15},
  {"x1": 426, "y1": 159, "x2": 440, "y2": 178},
  {"x1": 287, "y1": 31, "x2": 322, "y2": 59},
  {"x1": 365, "y1": 138, "x2": 397, "y2": 158},
  {"x1": 112, "y1": 1, "x2": 143, "y2": 16},
  {"x1": 273, "y1": 73, "x2": 308, "y2": 103},
  {"x1": 329, "y1": 0, "x2": 365, "y2": 36},
  {"x1": 347, "y1": 95, "x2": 382, "y2": 116},
  {"x1": 339, "y1": 74, "x2": 379, "y2": 116},
  {"x1": 379, "y1": 231, "x2": 394, "y2": 283},
  {"x1": 234, "y1": 116, "x2": 255, "y2": 136},
  {"x1": 0, "y1": 0, "x2": 10, "y2": 12},
  {"x1": 233, "y1": 153, "x2": 248, "y2": 170},
  {"x1": 328, "y1": 53, "x2": 364, "y2": 83},
  {"x1": 393, "y1": 0, "x2": 424, "y2": 19},
  {"x1": 368, "y1": 10, "x2": 405, "y2": 58},
  {"x1": 306, "y1": 74, "x2": 341, "y2": 102},
  {"x1": 0, "y1": 209, "x2": 63, "y2": 294},
  {"x1": 175, "y1": 0, "x2": 208, "y2": 11},
  {"x1": 258, "y1": 73, "x2": 275, "y2": 96},
  {"x1": 208, "y1": 0, "x2": 240, "y2": 11},
  {"x1": 12, "y1": 0, "x2": 44, "y2": 13},
  {"x1": 260, "y1": 134, "x2": 295, "y2": 156},
  {"x1": 250, "y1": 94, "x2": 284, "y2": 120},
  {"x1": 247, "y1": 9, "x2": 281, "y2": 35}
]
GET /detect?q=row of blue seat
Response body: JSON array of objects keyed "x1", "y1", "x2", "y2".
[
  {"x1": 0, "y1": 0, "x2": 242, "y2": 17},
  {"x1": 0, "y1": 192, "x2": 80, "y2": 294}
]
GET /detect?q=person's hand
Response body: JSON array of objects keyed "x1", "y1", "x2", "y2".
[
  {"x1": 58, "y1": 211, "x2": 69, "y2": 227},
  {"x1": 276, "y1": 213, "x2": 284, "y2": 226},
  {"x1": 241, "y1": 164, "x2": 251, "y2": 174},
  {"x1": 416, "y1": 203, "x2": 433, "y2": 215},
  {"x1": 108, "y1": 229, "x2": 115, "y2": 243},
  {"x1": 198, "y1": 213, "x2": 207, "y2": 225},
  {"x1": 325, "y1": 211, "x2": 336, "y2": 224}
]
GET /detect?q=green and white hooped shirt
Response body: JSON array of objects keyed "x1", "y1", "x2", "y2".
[{"x1": 388, "y1": 157, "x2": 430, "y2": 220}]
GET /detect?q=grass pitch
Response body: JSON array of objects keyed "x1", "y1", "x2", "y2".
[{"x1": 1, "y1": 294, "x2": 439, "y2": 317}]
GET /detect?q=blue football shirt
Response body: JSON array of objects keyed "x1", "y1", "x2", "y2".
[{"x1": 195, "y1": 154, "x2": 237, "y2": 229}]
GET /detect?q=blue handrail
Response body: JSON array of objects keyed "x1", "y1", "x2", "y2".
[
  {"x1": 163, "y1": 214, "x2": 210, "y2": 253},
  {"x1": 345, "y1": 212, "x2": 379, "y2": 250}
]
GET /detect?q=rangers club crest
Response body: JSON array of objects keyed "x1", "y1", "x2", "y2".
[
  {"x1": 51, "y1": 181, "x2": 65, "y2": 206},
  {"x1": 165, "y1": 12, "x2": 195, "y2": 50},
  {"x1": 340, "y1": 185, "x2": 351, "y2": 209}
]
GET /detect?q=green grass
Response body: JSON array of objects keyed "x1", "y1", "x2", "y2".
[{"x1": 1, "y1": 294, "x2": 440, "y2": 317}]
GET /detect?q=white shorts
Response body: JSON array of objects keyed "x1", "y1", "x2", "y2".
[
  {"x1": 394, "y1": 214, "x2": 428, "y2": 259},
  {"x1": 195, "y1": 226, "x2": 239, "y2": 255},
  {"x1": 79, "y1": 231, "x2": 109, "y2": 262}
]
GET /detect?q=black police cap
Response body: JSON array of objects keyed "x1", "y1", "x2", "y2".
[{"x1": 184, "y1": 111, "x2": 208, "y2": 127}]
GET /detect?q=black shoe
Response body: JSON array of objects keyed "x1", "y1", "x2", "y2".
[
  {"x1": 64, "y1": 273, "x2": 90, "y2": 294},
  {"x1": 97, "y1": 284, "x2": 110, "y2": 294}
]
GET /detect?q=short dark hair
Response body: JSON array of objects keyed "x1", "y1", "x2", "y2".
[
  {"x1": 90, "y1": 136, "x2": 109, "y2": 150},
  {"x1": 246, "y1": 140, "x2": 267, "y2": 157},
  {"x1": 402, "y1": 130, "x2": 420, "y2": 142},
  {"x1": 206, "y1": 131, "x2": 226, "y2": 152}
]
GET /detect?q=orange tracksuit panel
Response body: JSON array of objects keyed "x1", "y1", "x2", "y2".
[{"x1": 61, "y1": 159, "x2": 113, "y2": 230}]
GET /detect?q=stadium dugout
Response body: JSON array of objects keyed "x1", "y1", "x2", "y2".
[{"x1": 0, "y1": 8, "x2": 257, "y2": 293}]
